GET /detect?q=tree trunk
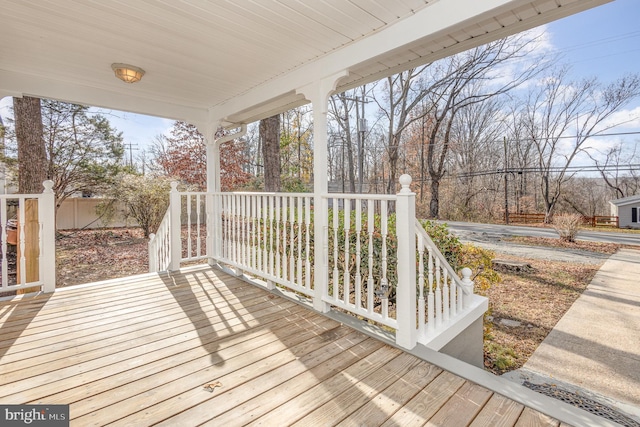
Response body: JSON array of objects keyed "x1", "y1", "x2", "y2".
[
  {"x1": 429, "y1": 178, "x2": 440, "y2": 218},
  {"x1": 386, "y1": 140, "x2": 399, "y2": 194},
  {"x1": 14, "y1": 96, "x2": 47, "y2": 193},
  {"x1": 260, "y1": 115, "x2": 281, "y2": 192}
]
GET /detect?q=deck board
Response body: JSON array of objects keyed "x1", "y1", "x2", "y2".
[{"x1": 0, "y1": 266, "x2": 562, "y2": 426}]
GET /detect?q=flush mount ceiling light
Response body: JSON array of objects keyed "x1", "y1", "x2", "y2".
[{"x1": 111, "y1": 63, "x2": 145, "y2": 83}]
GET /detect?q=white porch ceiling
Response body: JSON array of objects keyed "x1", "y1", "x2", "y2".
[{"x1": 0, "y1": 0, "x2": 611, "y2": 128}]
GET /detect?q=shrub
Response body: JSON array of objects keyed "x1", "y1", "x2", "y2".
[
  {"x1": 419, "y1": 220, "x2": 464, "y2": 270},
  {"x1": 101, "y1": 173, "x2": 174, "y2": 238},
  {"x1": 552, "y1": 213, "x2": 583, "y2": 242}
]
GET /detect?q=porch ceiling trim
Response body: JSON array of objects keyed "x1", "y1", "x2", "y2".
[{"x1": 0, "y1": 0, "x2": 611, "y2": 127}]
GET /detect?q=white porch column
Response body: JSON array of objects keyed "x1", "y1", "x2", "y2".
[
  {"x1": 203, "y1": 124, "x2": 247, "y2": 264},
  {"x1": 297, "y1": 71, "x2": 348, "y2": 313},
  {"x1": 206, "y1": 139, "x2": 221, "y2": 193},
  {"x1": 204, "y1": 134, "x2": 218, "y2": 264},
  {"x1": 396, "y1": 174, "x2": 417, "y2": 349}
]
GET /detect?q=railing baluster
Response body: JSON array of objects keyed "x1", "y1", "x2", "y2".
[
  {"x1": 355, "y1": 200, "x2": 362, "y2": 309},
  {"x1": 458, "y1": 276, "x2": 464, "y2": 312},
  {"x1": 443, "y1": 269, "x2": 450, "y2": 322},
  {"x1": 268, "y1": 195, "x2": 274, "y2": 276},
  {"x1": 244, "y1": 194, "x2": 250, "y2": 268},
  {"x1": 332, "y1": 197, "x2": 339, "y2": 301},
  {"x1": 252, "y1": 195, "x2": 258, "y2": 270},
  {"x1": 343, "y1": 199, "x2": 350, "y2": 305},
  {"x1": 229, "y1": 194, "x2": 234, "y2": 261},
  {"x1": 305, "y1": 196, "x2": 311, "y2": 292},
  {"x1": 435, "y1": 257, "x2": 442, "y2": 329},
  {"x1": 196, "y1": 194, "x2": 202, "y2": 258},
  {"x1": 261, "y1": 196, "x2": 267, "y2": 273},
  {"x1": 224, "y1": 195, "x2": 230, "y2": 259},
  {"x1": 275, "y1": 196, "x2": 281, "y2": 279},
  {"x1": 289, "y1": 196, "x2": 295, "y2": 285},
  {"x1": 185, "y1": 194, "x2": 191, "y2": 259},
  {"x1": 428, "y1": 248, "x2": 435, "y2": 333},
  {"x1": 367, "y1": 200, "x2": 374, "y2": 314},
  {"x1": 282, "y1": 196, "x2": 288, "y2": 282},
  {"x1": 1, "y1": 198, "x2": 7, "y2": 288},
  {"x1": 418, "y1": 233, "x2": 425, "y2": 338},
  {"x1": 297, "y1": 197, "x2": 303, "y2": 289},
  {"x1": 381, "y1": 200, "x2": 388, "y2": 320},
  {"x1": 450, "y1": 269, "x2": 457, "y2": 316},
  {"x1": 18, "y1": 197, "x2": 26, "y2": 285}
]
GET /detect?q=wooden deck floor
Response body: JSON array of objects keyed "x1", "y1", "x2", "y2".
[{"x1": 0, "y1": 266, "x2": 562, "y2": 426}]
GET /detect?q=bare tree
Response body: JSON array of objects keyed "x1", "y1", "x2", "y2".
[
  {"x1": 588, "y1": 142, "x2": 640, "y2": 199},
  {"x1": 375, "y1": 67, "x2": 432, "y2": 194},
  {"x1": 329, "y1": 92, "x2": 357, "y2": 193},
  {"x1": 419, "y1": 36, "x2": 544, "y2": 218},
  {"x1": 522, "y1": 67, "x2": 640, "y2": 221},
  {"x1": 448, "y1": 96, "x2": 504, "y2": 218}
]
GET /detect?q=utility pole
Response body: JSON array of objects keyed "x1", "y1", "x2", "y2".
[
  {"x1": 504, "y1": 137, "x2": 509, "y2": 225},
  {"x1": 123, "y1": 143, "x2": 139, "y2": 168},
  {"x1": 341, "y1": 91, "x2": 370, "y2": 193}
]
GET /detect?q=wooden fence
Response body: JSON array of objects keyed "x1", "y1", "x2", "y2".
[{"x1": 505, "y1": 212, "x2": 619, "y2": 228}]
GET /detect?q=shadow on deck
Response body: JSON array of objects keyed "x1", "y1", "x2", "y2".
[{"x1": 0, "y1": 265, "x2": 605, "y2": 426}]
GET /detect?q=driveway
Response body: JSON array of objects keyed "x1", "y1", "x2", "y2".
[
  {"x1": 441, "y1": 221, "x2": 640, "y2": 246},
  {"x1": 439, "y1": 221, "x2": 631, "y2": 264}
]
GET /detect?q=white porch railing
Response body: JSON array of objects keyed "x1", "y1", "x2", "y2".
[
  {"x1": 148, "y1": 183, "x2": 212, "y2": 272},
  {"x1": 0, "y1": 181, "x2": 56, "y2": 294},
  {"x1": 149, "y1": 175, "x2": 488, "y2": 350},
  {"x1": 213, "y1": 192, "x2": 315, "y2": 297},
  {"x1": 148, "y1": 209, "x2": 171, "y2": 273},
  {"x1": 415, "y1": 219, "x2": 488, "y2": 347}
]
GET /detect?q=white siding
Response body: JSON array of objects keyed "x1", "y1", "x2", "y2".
[{"x1": 618, "y1": 205, "x2": 640, "y2": 229}]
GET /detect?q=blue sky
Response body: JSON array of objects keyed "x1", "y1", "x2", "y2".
[
  {"x1": 1, "y1": 0, "x2": 639, "y2": 157},
  {"x1": 545, "y1": 0, "x2": 639, "y2": 83}
]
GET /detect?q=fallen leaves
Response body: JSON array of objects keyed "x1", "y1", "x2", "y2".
[
  {"x1": 203, "y1": 381, "x2": 223, "y2": 392},
  {"x1": 56, "y1": 228, "x2": 149, "y2": 287}
]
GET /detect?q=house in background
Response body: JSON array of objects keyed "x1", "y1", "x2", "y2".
[{"x1": 610, "y1": 194, "x2": 640, "y2": 228}]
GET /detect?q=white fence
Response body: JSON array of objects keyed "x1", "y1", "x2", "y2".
[
  {"x1": 0, "y1": 181, "x2": 56, "y2": 294},
  {"x1": 149, "y1": 175, "x2": 488, "y2": 350},
  {"x1": 56, "y1": 198, "x2": 135, "y2": 230}
]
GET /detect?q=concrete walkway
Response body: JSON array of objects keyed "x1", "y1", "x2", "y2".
[{"x1": 511, "y1": 248, "x2": 640, "y2": 418}]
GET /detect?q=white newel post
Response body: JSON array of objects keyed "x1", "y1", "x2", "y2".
[
  {"x1": 206, "y1": 192, "x2": 215, "y2": 262},
  {"x1": 460, "y1": 267, "x2": 474, "y2": 308},
  {"x1": 169, "y1": 181, "x2": 181, "y2": 271},
  {"x1": 40, "y1": 180, "x2": 56, "y2": 293},
  {"x1": 395, "y1": 174, "x2": 417, "y2": 349},
  {"x1": 148, "y1": 234, "x2": 156, "y2": 273},
  {"x1": 297, "y1": 71, "x2": 348, "y2": 313}
]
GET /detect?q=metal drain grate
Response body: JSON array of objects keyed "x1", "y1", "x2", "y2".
[{"x1": 523, "y1": 381, "x2": 640, "y2": 427}]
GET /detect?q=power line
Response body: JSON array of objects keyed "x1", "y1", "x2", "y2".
[{"x1": 455, "y1": 164, "x2": 640, "y2": 179}]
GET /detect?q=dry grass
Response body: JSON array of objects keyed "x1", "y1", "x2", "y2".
[
  {"x1": 483, "y1": 257, "x2": 600, "y2": 374},
  {"x1": 505, "y1": 235, "x2": 620, "y2": 254}
]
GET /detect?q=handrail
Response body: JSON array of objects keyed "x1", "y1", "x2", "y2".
[
  {"x1": 414, "y1": 218, "x2": 470, "y2": 295},
  {"x1": 148, "y1": 207, "x2": 171, "y2": 272}
]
